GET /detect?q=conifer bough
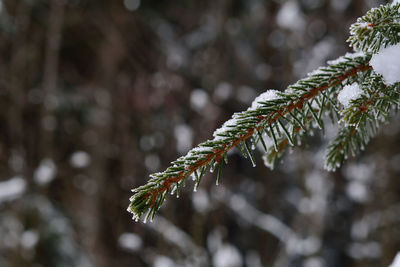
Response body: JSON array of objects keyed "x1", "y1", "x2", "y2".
[{"x1": 128, "y1": 2, "x2": 400, "y2": 222}]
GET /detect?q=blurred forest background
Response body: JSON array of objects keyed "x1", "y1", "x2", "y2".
[{"x1": 1, "y1": 0, "x2": 400, "y2": 266}]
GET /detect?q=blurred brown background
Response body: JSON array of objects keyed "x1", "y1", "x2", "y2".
[{"x1": 1, "y1": 0, "x2": 399, "y2": 266}]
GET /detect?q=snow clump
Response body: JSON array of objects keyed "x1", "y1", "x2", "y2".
[
  {"x1": 337, "y1": 83, "x2": 364, "y2": 108},
  {"x1": 370, "y1": 43, "x2": 400, "y2": 85},
  {"x1": 392, "y1": 0, "x2": 400, "y2": 6},
  {"x1": 389, "y1": 252, "x2": 400, "y2": 267},
  {"x1": 248, "y1": 89, "x2": 281, "y2": 110},
  {"x1": 213, "y1": 117, "x2": 239, "y2": 140},
  {"x1": 212, "y1": 89, "x2": 281, "y2": 141}
]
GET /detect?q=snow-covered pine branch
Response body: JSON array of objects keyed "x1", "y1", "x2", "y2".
[
  {"x1": 128, "y1": 2, "x2": 400, "y2": 222},
  {"x1": 348, "y1": 2, "x2": 400, "y2": 53}
]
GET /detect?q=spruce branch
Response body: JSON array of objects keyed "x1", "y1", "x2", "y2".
[
  {"x1": 128, "y1": 53, "x2": 371, "y2": 222},
  {"x1": 325, "y1": 73, "x2": 400, "y2": 171},
  {"x1": 128, "y1": 2, "x2": 400, "y2": 222},
  {"x1": 348, "y1": 2, "x2": 400, "y2": 53},
  {"x1": 326, "y1": 75, "x2": 382, "y2": 170}
]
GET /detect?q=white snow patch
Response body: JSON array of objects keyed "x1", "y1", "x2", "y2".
[
  {"x1": 70, "y1": 151, "x2": 91, "y2": 168},
  {"x1": 327, "y1": 52, "x2": 365, "y2": 65},
  {"x1": 346, "y1": 181, "x2": 369, "y2": 203},
  {"x1": 34, "y1": 158, "x2": 57, "y2": 185},
  {"x1": 337, "y1": 83, "x2": 364, "y2": 107},
  {"x1": 348, "y1": 242, "x2": 381, "y2": 259},
  {"x1": 276, "y1": 1, "x2": 305, "y2": 31},
  {"x1": 212, "y1": 117, "x2": 238, "y2": 140},
  {"x1": 118, "y1": 232, "x2": 143, "y2": 252},
  {"x1": 344, "y1": 163, "x2": 374, "y2": 182},
  {"x1": 192, "y1": 188, "x2": 210, "y2": 213},
  {"x1": 187, "y1": 145, "x2": 214, "y2": 157},
  {"x1": 262, "y1": 154, "x2": 275, "y2": 170},
  {"x1": 153, "y1": 256, "x2": 175, "y2": 267},
  {"x1": 0, "y1": 177, "x2": 26, "y2": 203},
  {"x1": 248, "y1": 90, "x2": 281, "y2": 110},
  {"x1": 389, "y1": 252, "x2": 400, "y2": 267},
  {"x1": 174, "y1": 124, "x2": 193, "y2": 154},
  {"x1": 370, "y1": 43, "x2": 400, "y2": 85},
  {"x1": 21, "y1": 230, "x2": 39, "y2": 250},
  {"x1": 213, "y1": 243, "x2": 243, "y2": 267},
  {"x1": 190, "y1": 89, "x2": 209, "y2": 112},
  {"x1": 287, "y1": 236, "x2": 321, "y2": 256},
  {"x1": 303, "y1": 257, "x2": 324, "y2": 267}
]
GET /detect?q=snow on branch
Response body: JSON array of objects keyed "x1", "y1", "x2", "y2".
[
  {"x1": 348, "y1": 2, "x2": 400, "y2": 53},
  {"x1": 128, "y1": 2, "x2": 400, "y2": 222},
  {"x1": 370, "y1": 43, "x2": 400, "y2": 85},
  {"x1": 390, "y1": 252, "x2": 400, "y2": 267},
  {"x1": 128, "y1": 53, "x2": 371, "y2": 222}
]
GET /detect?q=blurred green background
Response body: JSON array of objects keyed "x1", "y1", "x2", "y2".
[{"x1": 1, "y1": 0, "x2": 399, "y2": 266}]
